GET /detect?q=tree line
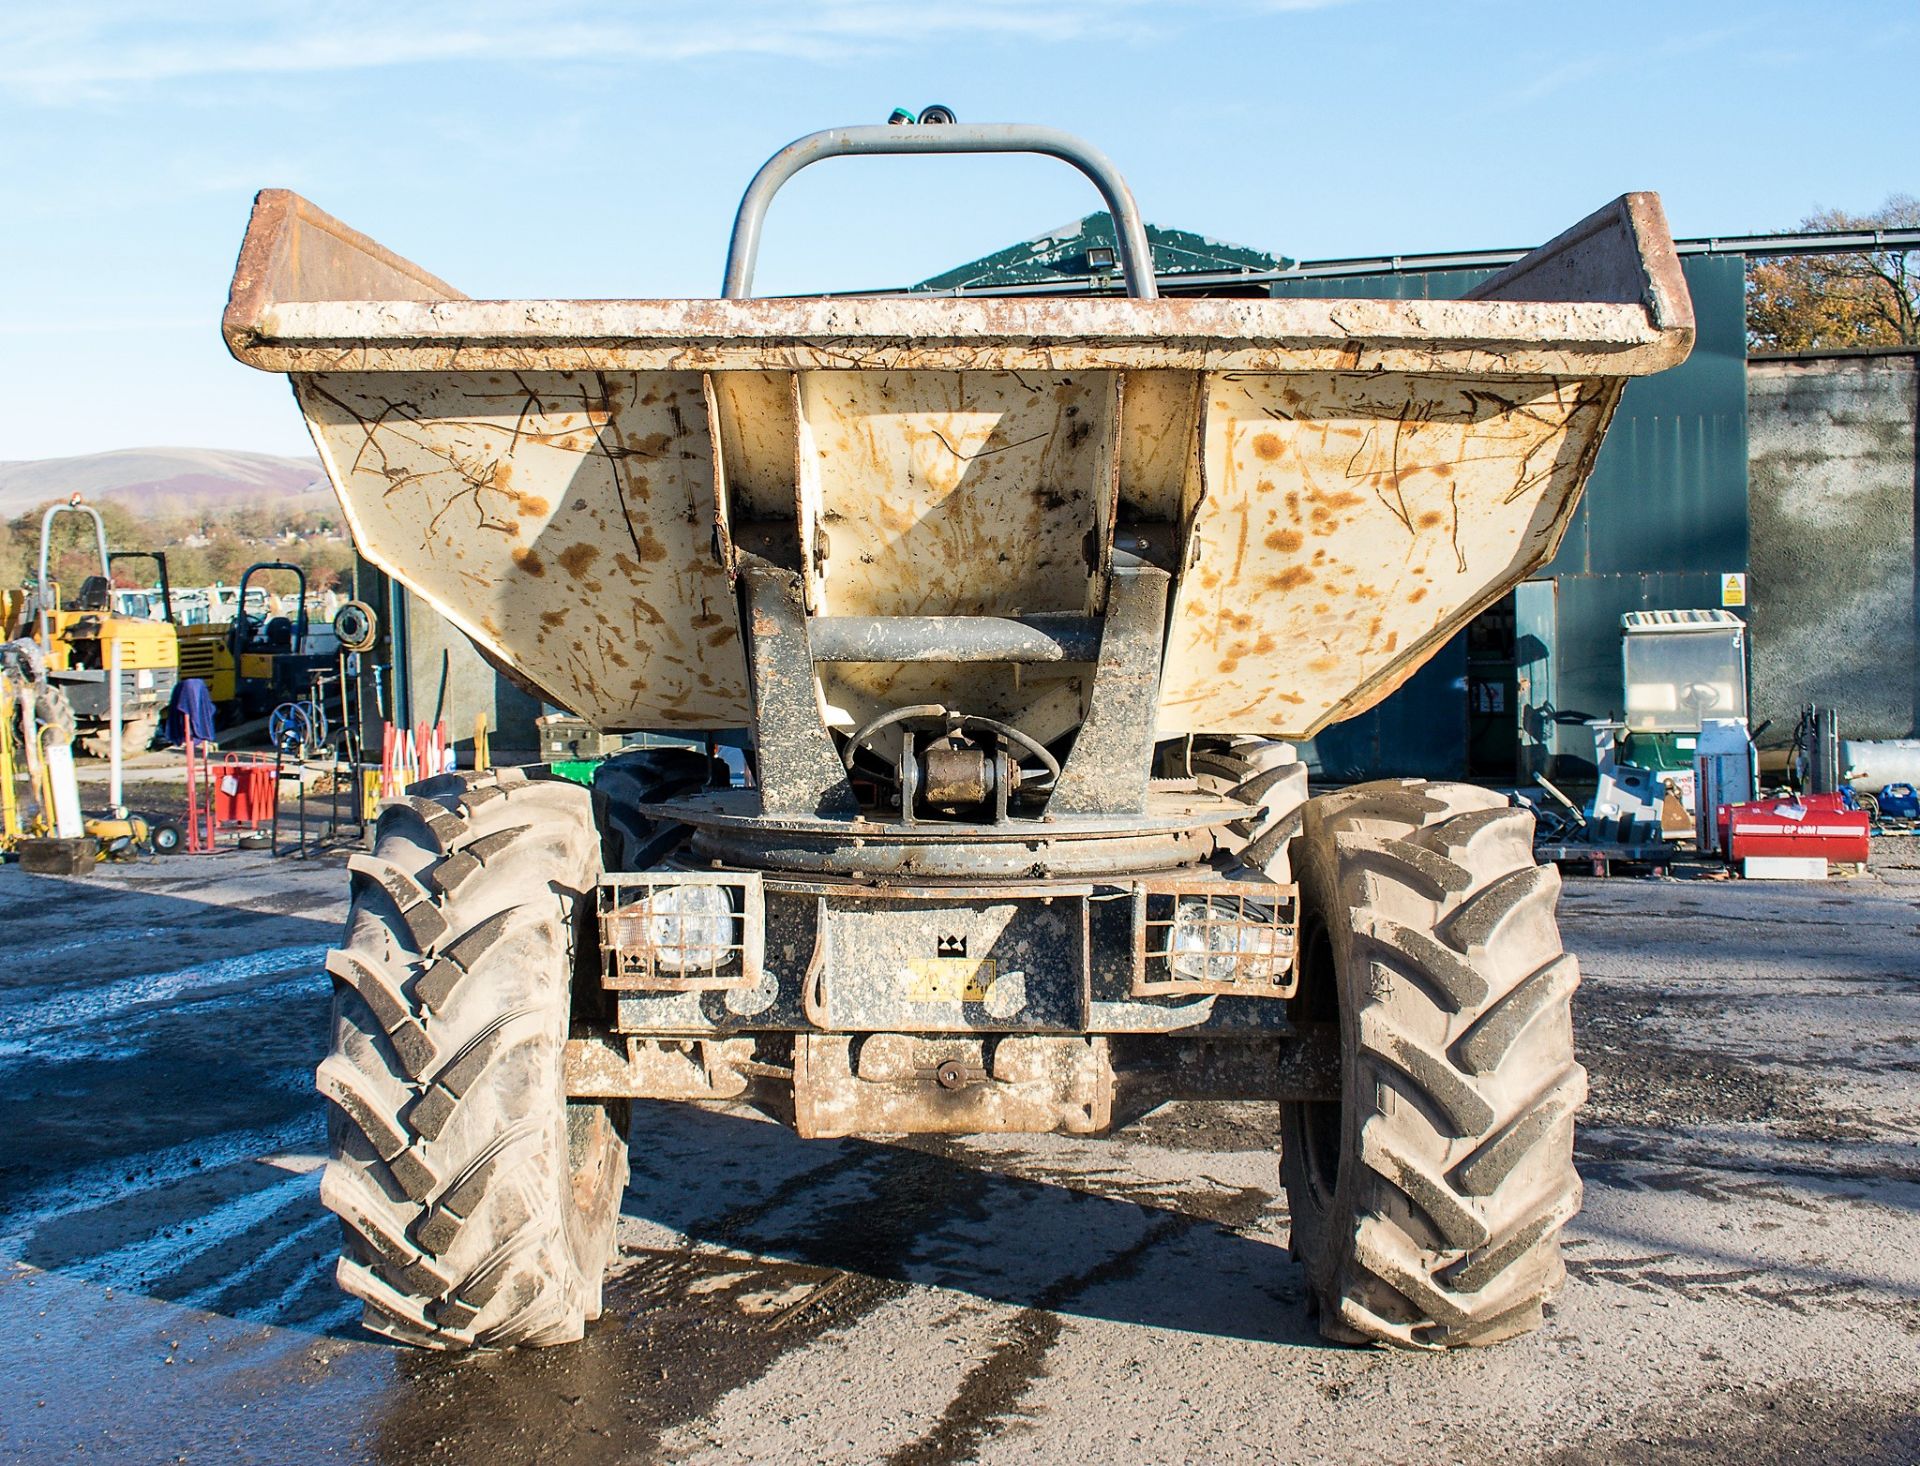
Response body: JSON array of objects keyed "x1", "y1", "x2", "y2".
[
  {"x1": 0, "y1": 495, "x2": 357, "y2": 607},
  {"x1": 1747, "y1": 194, "x2": 1919, "y2": 354}
]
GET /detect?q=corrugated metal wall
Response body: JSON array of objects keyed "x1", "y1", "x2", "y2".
[
  {"x1": 1537, "y1": 257, "x2": 1749, "y2": 776},
  {"x1": 1270, "y1": 255, "x2": 1749, "y2": 781}
]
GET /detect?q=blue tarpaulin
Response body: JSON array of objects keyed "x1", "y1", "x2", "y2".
[{"x1": 166, "y1": 678, "x2": 217, "y2": 745}]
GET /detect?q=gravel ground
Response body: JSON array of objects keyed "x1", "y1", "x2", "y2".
[{"x1": 0, "y1": 840, "x2": 1915, "y2": 1464}]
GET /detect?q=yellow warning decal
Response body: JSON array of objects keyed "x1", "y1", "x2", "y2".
[{"x1": 903, "y1": 958, "x2": 996, "y2": 1003}]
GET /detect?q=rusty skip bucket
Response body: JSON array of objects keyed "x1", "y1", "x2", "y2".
[{"x1": 223, "y1": 125, "x2": 1692, "y2": 743}]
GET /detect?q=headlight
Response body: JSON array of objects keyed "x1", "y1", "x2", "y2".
[
  {"x1": 1168, "y1": 898, "x2": 1287, "y2": 984},
  {"x1": 623, "y1": 883, "x2": 735, "y2": 973}
]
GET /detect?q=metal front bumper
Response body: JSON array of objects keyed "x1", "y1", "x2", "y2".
[{"x1": 595, "y1": 867, "x2": 1300, "y2": 1040}]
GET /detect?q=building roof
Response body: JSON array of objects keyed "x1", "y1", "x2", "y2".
[
  {"x1": 910, "y1": 213, "x2": 1289, "y2": 293},
  {"x1": 893, "y1": 224, "x2": 1920, "y2": 298}
]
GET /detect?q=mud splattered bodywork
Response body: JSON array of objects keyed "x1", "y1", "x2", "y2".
[
  {"x1": 297, "y1": 369, "x2": 747, "y2": 728},
  {"x1": 225, "y1": 189, "x2": 1691, "y2": 740}
]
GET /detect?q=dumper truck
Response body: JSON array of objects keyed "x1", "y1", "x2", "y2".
[{"x1": 224, "y1": 122, "x2": 1693, "y2": 1352}]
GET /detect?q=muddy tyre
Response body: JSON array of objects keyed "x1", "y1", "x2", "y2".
[
  {"x1": 1280, "y1": 779, "x2": 1584, "y2": 1349},
  {"x1": 590, "y1": 745, "x2": 711, "y2": 871},
  {"x1": 25, "y1": 681, "x2": 76, "y2": 748},
  {"x1": 316, "y1": 766, "x2": 627, "y2": 1350},
  {"x1": 1192, "y1": 737, "x2": 1309, "y2": 881}
]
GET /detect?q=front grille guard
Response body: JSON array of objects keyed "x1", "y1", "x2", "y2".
[
  {"x1": 597, "y1": 870, "x2": 1296, "y2": 1004},
  {"x1": 598, "y1": 871, "x2": 764, "y2": 992},
  {"x1": 1130, "y1": 878, "x2": 1299, "y2": 999}
]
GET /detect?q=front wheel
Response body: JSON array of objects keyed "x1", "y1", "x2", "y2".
[
  {"x1": 316, "y1": 767, "x2": 627, "y2": 1350},
  {"x1": 1280, "y1": 780, "x2": 1585, "y2": 1349}
]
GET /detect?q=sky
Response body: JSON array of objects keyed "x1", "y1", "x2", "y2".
[{"x1": 2, "y1": 0, "x2": 1915, "y2": 461}]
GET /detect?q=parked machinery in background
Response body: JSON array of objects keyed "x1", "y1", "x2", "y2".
[
  {"x1": 1587, "y1": 610, "x2": 1748, "y2": 846},
  {"x1": 6, "y1": 498, "x2": 179, "y2": 759},
  {"x1": 1693, "y1": 717, "x2": 1758, "y2": 857},
  {"x1": 83, "y1": 811, "x2": 185, "y2": 859},
  {"x1": 174, "y1": 560, "x2": 340, "y2": 727},
  {"x1": 1838, "y1": 730, "x2": 1920, "y2": 819},
  {"x1": 1793, "y1": 702, "x2": 1842, "y2": 795},
  {"x1": 106, "y1": 550, "x2": 176, "y2": 626},
  {"x1": 1791, "y1": 704, "x2": 1920, "y2": 827},
  {"x1": 1864, "y1": 782, "x2": 1919, "y2": 823}
]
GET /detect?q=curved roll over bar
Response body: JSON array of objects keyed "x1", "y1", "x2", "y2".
[{"x1": 721, "y1": 123, "x2": 1160, "y2": 300}]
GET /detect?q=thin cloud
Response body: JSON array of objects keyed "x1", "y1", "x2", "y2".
[
  {"x1": 1505, "y1": 22, "x2": 1752, "y2": 105},
  {"x1": 1, "y1": 0, "x2": 1364, "y2": 101}
]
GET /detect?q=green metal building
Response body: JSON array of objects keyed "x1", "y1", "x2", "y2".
[
  {"x1": 914, "y1": 213, "x2": 1291, "y2": 292},
  {"x1": 1265, "y1": 256, "x2": 1751, "y2": 784}
]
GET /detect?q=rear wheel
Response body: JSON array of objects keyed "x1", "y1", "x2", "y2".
[
  {"x1": 1192, "y1": 736, "x2": 1308, "y2": 881},
  {"x1": 316, "y1": 767, "x2": 627, "y2": 1350},
  {"x1": 590, "y1": 746, "x2": 712, "y2": 871},
  {"x1": 1280, "y1": 780, "x2": 1585, "y2": 1348}
]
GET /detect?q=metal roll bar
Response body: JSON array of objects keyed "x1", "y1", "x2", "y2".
[
  {"x1": 36, "y1": 499, "x2": 111, "y2": 650},
  {"x1": 722, "y1": 124, "x2": 1159, "y2": 300}
]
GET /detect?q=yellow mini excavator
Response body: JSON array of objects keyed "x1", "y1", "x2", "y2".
[{"x1": 3, "y1": 496, "x2": 179, "y2": 758}]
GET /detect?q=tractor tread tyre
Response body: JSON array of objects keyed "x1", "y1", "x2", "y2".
[
  {"x1": 1280, "y1": 779, "x2": 1584, "y2": 1350},
  {"x1": 317, "y1": 766, "x2": 627, "y2": 1351},
  {"x1": 1193, "y1": 736, "x2": 1309, "y2": 882},
  {"x1": 30, "y1": 682, "x2": 76, "y2": 749}
]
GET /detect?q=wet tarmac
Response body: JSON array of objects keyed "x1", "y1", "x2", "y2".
[{"x1": 1, "y1": 842, "x2": 1917, "y2": 1464}]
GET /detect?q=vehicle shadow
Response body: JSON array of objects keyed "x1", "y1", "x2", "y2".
[
  {"x1": 0, "y1": 853, "x2": 1322, "y2": 1374},
  {"x1": 615, "y1": 1097, "x2": 1316, "y2": 1348},
  {"x1": 363, "y1": 1101, "x2": 1321, "y2": 1466},
  {"x1": 0, "y1": 864, "x2": 347, "y2": 1336}
]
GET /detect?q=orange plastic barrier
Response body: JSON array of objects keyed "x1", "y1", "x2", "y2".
[
  {"x1": 184, "y1": 738, "x2": 280, "y2": 852},
  {"x1": 213, "y1": 755, "x2": 278, "y2": 830}
]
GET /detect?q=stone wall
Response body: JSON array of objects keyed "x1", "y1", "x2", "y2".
[{"x1": 1748, "y1": 352, "x2": 1917, "y2": 743}]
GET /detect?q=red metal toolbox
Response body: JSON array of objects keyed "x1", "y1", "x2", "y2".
[{"x1": 1719, "y1": 794, "x2": 1871, "y2": 864}]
